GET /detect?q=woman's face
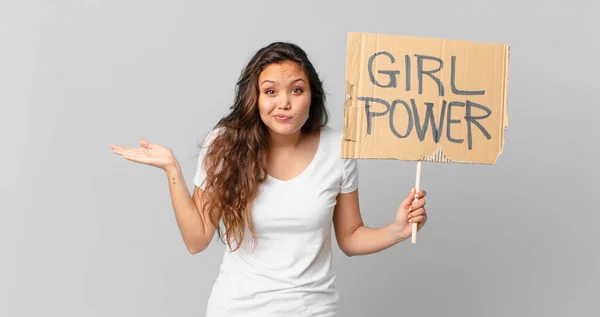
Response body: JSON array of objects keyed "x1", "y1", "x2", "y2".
[{"x1": 257, "y1": 60, "x2": 311, "y2": 136}]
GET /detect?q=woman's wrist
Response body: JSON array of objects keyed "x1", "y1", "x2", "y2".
[
  {"x1": 388, "y1": 222, "x2": 409, "y2": 243},
  {"x1": 164, "y1": 159, "x2": 181, "y2": 175}
]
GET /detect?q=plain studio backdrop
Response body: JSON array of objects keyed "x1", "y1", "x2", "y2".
[{"x1": 1, "y1": 0, "x2": 598, "y2": 316}]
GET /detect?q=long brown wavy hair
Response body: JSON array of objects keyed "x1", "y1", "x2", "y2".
[{"x1": 198, "y1": 42, "x2": 329, "y2": 251}]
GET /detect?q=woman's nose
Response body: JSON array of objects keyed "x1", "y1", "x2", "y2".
[{"x1": 277, "y1": 94, "x2": 291, "y2": 109}]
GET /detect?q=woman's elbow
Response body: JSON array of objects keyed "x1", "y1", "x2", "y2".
[
  {"x1": 187, "y1": 245, "x2": 203, "y2": 254},
  {"x1": 185, "y1": 237, "x2": 210, "y2": 254},
  {"x1": 338, "y1": 242, "x2": 356, "y2": 257}
]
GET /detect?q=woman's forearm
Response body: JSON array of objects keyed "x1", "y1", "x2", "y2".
[
  {"x1": 343, "y1": 224, "x2": 407, "y2": 256},
  {"x1": 164, "y1": 162, "x2": 210, "y2": 253}
]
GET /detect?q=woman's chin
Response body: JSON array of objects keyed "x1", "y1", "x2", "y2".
[{"x1": 266, "y1": 122, "x2": 302, "y2": 136}]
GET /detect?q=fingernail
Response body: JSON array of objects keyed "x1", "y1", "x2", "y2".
[{"x1": 409, "y1": 219, "x2": 412, "y2": 223}]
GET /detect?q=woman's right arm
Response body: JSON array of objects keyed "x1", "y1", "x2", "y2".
[{"x1": 165, "y1": 161, "x2": 216, "y2": 254}]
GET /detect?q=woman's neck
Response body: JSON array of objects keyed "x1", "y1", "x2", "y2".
[{"x1": 268, "y1": 129, "x2": 304, "y2": 152}]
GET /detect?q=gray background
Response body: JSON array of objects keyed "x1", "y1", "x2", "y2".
[{"x1": 2, "y1": 0, "x2": 598, "y2": 316}]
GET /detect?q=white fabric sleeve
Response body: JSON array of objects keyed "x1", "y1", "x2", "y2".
[
  {"x1": 193, "y1": 128, "x2": 220, "y2": 189},
  {"x1": 340, "y1": 158, "x2": 359, "y2": 193}
]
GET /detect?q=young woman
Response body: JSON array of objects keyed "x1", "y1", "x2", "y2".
[{"x1": 110, "y1": 42, "x2": 427, "y2": 317}]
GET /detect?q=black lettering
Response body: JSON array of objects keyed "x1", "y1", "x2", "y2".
[
  {"x1": 446, "y1": 101, "x2": 464, "y2": 144},
  {"x1": 410, "y1": 99, "x2": 446, "y2": 143},
  {"x1": 358, "y1": 96, "x2": 493, "y2": 150},
  {"x1": 389, "y1": 99, "x2": 413, "y2": 138},
  {"x1": 405, "y1": 54, "x2": 411, "y2": 91},
  {"x1": 368, "y1": 52, "x2": 400, "y2": 88},
  {"x1": 415, "y1": 54, "x2": 444, "y2": 96},
  {"x1": 464, "y1": 100, "x2": 492, "y2": 150},
  {"x1": 358, "y1": 97, "x2": 391, "y2": 135},
  {"x1": 451, "y1": 56, "x2": 485, "y2": 95}
]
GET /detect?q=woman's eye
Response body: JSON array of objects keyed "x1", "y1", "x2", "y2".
[
  {"x1": 265, "y1": 89, "x2": 275, "y2": 95},
  {"x1": 292, "y1": 88, "x2": 304, "y2": 93}
]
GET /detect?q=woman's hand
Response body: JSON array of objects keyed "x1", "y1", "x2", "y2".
[
  {"x1": 109, "y1": 140, "x2": 177, "y2": 171},
  {"x1": 393, "y1": 188, "x2": 428, "y2": 240}
]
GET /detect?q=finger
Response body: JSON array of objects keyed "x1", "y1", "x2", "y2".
[
  {"x1": 139, "y1": 140, "x2": 151, "y2": 149},
  {"x1": 408, "y1": 197, "x2": 425, "y2": 212},
  {"x1": 111, "y1": 146, "x2": 134, "y2": 155},
  {"x1": 418, "y1": 214, "x2": 427, "y2": 230},
  {"x1": 408, "y1": 207, "x2": 425, "y2": 218},
  {"x1": 114, "y1": 146, "x2": 139, "y2": 154},
  {"x1": 401, "y1": 188, "x2": 416, "y2": 207},
  {"x1": 112, "y1": 148, "x2": 143, "y2": 159},
  {"x1": 410, "y1": 198, "x2": 426, "y2": 210},
  {"x1": 408, "y1": 215, "x2": 425, "y2": 224},
  {"x1": 111, "y1": 147, "x2": 125, "y2": 156},
  {"x1": 109, "y1": 144, "x2": 128, "y2": 151},
  {"x1": 413, "y1": 189, "x2": 427, "y2": 200},
  {"x1": 120, "y1": 151, "x2": 150, "y2": 164}
]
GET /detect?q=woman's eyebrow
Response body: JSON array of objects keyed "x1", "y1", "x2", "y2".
[
  {"x1": 260, "y1": 78, "x2": 306, "y2": 86},
  {"x1": 260, "y1": 79, "x2": 276, "y2": 86}
]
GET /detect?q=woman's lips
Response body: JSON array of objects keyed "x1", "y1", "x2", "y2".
[{"x1": 274, "y1": 115, "x2": 292, "y2": 122}]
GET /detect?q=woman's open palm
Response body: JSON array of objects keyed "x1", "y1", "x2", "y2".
[{"x1": 109, "y1": 140, "x2": 176, "y2": 171}]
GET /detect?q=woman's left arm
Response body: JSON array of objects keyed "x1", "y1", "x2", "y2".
[{"x1": 332, "y1": 188, "x2": 427, "y2": 257}]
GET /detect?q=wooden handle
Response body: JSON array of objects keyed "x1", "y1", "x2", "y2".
[{"x1": 411, "y1": 161, "x2": 422, "y2": 244}]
